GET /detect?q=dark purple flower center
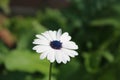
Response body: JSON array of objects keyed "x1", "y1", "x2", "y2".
[{"x1": 50, "y1": 40, "x2": 62, "y2": 49}]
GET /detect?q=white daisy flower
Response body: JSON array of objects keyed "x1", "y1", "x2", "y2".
[{"x1": 32, "y1": 29, "x2": 78, "y2": 64}]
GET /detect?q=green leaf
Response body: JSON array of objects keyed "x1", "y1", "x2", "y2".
[
  {"x1": 101, "y1": 51, "x2": 114, "y2": 63},
  {"x1": 113, "y1": 4, "x2": 120, "y2": 14},
  {"x1": 91, "y1": 18, "x2": 120, "y2": 28},
  {"x1": 0, "y1": 42, "x2": 9, "y2": 63},
  {"x1": 82, "y1": 52, "x2": 101, "y2": 73},
  {"x1": 32, "y1": 20, "x2": 47, "y2": 33},
  {"x1": 4, "y1": 50, "x2": 58, "y2": 75},
  {"x1": 0, "y1": 0, "x2": 10, "y2": 14},
  {"x1": 17, "y1": 32, "x2": 33, "y2": 50},
  {"x1": 0, "y1": 52, "x2": 5, "y2": 63},
  {"x1": 36, "y1": 8, "x2": 67, "y2": 29}
]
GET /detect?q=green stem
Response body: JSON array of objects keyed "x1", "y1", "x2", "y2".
[{"x1": 49, "y1": 63, "x2": 52, "y2": 80}]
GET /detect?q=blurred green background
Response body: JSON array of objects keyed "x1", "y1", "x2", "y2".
[{"x1": 0, "y1": 0, "x2": 120, "y2": 80}]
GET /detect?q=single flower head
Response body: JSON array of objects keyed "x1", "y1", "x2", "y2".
[{"x1": 32, "y1": 29, "x2": 78, "y2": 64}]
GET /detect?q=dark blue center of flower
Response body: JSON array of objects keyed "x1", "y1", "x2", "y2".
[{"x1": 50, "y1": 40, "x2": 62, "y2": 49}]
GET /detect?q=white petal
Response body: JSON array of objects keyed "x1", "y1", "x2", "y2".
[
  {"x1": 62, "y1": 54, "x2": 68, "y2": 64},
  {"x1": 60, "y1": 32, "x2": 71, "y2": 42},
  {"x1": 47, "y1": 49, "x2": 55, "y2": 62},
  {"x1": 40, "y1": 51, "x2": 48, "y2": 59},
  {"x1": 61, "y1": 51, "x2": 70, "y2": 64},
  {"x1": 33, "y1": 45, "x2": 51, "y2": 53},
  {"x1": 33, "y1": 39, "x2": 49, "y2": 45},
  {"x1": 56, "y1": 29, "x2": 62, "y2": 40},
  {"x1": 62, "y1": 41, "x2": 78, "y2": 50},
  {"x1": 55, "y1": 50, "x2": 63, "y2": 63},
  {"x1": 36, "y1": 34, "x2": 48, "y2": 41},
  {"x1": 56, "y1": 50, "x2": 68, "y2": 64},
  {"x1": 48, "y1": 30, "x2": 57, "y2": 40},
  {"x1": 42, "y1": 31, "x2": 52, "y2": 41},
  {"x1": 63, "y1": 54, "x2": 70, "y2": 62},
  {"x1": 55, "y1": 50, "x2": 71, "y2": 64},
  {"x1": 62, "y1": 48, "x2": 78, "y2": 57}
]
